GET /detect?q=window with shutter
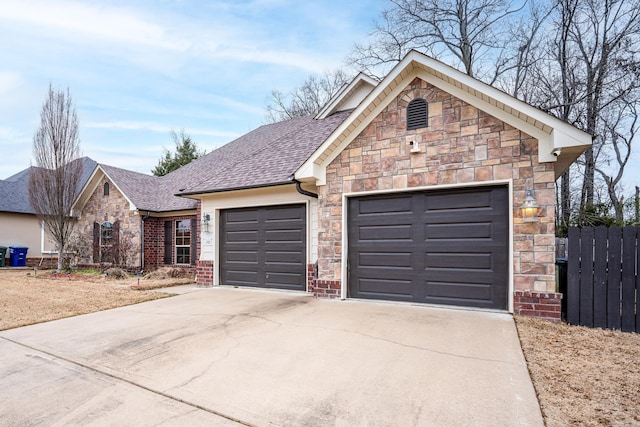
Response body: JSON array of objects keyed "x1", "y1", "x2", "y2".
[{"x1": 407, "y1": 98, "x2": 428, "y2": 130}]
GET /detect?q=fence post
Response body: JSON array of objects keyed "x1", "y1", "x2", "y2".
[
  {"x1": 621, "y1": 227, "x2": 636, "y2": 332},
  {"x1": 567, "y1": 227, "x2": 580, "y2": 326},
  {"x1": 579, "y1": 227, "x2": 594, "y2": 327},
  {"x1": 607, "y1": 227, "x2": 622, "y2": 330},
  {"x1": 593, "y1": 226, "x2": 608, "y2": 328}
]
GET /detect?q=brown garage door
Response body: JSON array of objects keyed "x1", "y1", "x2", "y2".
[
  {"x1": 220, "y1": 204, "x2": 307, "y2": 291},
  {"x1": 347, "y1": 186, "x2": 508, "y2": 309}
]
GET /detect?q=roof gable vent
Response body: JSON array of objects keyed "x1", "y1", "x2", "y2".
[{"x1": 407, "y1": 98, "x2": 428, "y2": 130}]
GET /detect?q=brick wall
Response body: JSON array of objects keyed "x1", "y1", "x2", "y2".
[
  {"x1": 143, "y1": 214, "x2": 197, "y2": 274},
  {"x1": 514, "y1": 291, "x2": 562, "y2": 321},
  {"x1": 317, "y1": 77, "x2": 556, "y2": 316},
  {"x1": 196, "y1": 259, "x2": 213, "y2": 286}
]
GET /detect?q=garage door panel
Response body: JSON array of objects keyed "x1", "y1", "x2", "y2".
[
  {"x1": 358, "y1": 224, "x2": 413, "y2": 241},
  {"x1": 224, "y1": 230, "x2": 259, "y2": 243},
  {"x1": 264, "y1": 272, "x2": 305, "y2": 289},
  {"x1": 265, "y1": 250, "x2": 305, "y2": 264},
  {"x1": 355, "y1": 277, "x2": 415, "y2": 300},
  {"x1": 357, "y1": 196, "x2": 413, "y2": 215},
  {"x1": 225, "y1": 250, "x2": 258, "y2": 263},
  {"x1": 220, "y1": 204, "x2": 306, "y2": 291},
  {"x1": 265, "y1": 229, "x2": 304, "y2": 243},
  {"x1": 424, "y1": 281, "x2": 494, "y2": 306},
  {"x1": 224, "y1": 209, "x2": 259, "y2": 224},
  {"x1": 264, "y1": 205, "x2": 305, "y2": 221},
  {"x1": 425, "y1": 222, "x2": 493, "y2": 240},
  {"x1": 224, "y1": 269, "x2": 258, "y2": 284},
  {"x1": 425, "y1": 252, "x2": 492, "y2": 270},
  {"x1": 359, "y1": 252, "x2": 412, "y2": 268},
  {"x1": 425, "y1": 191, "x2": 492, "y2": 211},
  {"x1": 348, "y1": 186, "x2": 508, "y2": 309}
]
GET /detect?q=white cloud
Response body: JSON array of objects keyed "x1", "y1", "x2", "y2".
[
  {"x1": 0, "y1": 1, "x2": 187, "y2": 51},
  {"x1": 0, "y1": 72, "x2": 23, "y2": 96}
]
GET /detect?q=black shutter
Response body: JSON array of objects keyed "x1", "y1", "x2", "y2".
[
  {"x1": 93, "y1": 222, "x2": 100, "y2": 263},
  {"x1": 164, "y1": 221, "x2": 173, "y2": 265},
  {"x1": 190, "y1": 218, "x2": 197, "y2": 266},
  {"x1": 113, "y1": 220, "x2": 120, "y2": 265}
]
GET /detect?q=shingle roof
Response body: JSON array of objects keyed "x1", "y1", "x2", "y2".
[
  {"x1": 175, "y1": 111, "x2": 352, "y2": 195},
  {"x1": 0, "y1": 157, "x2": 97, "y2": 214},
  {"x1": 2, "y1": 112, "x2": 351, "y2": 215},
  {"x1": 99, "y1": 164, "x2": 196, "y2": 212}
]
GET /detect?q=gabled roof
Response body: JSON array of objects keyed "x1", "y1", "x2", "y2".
[
  {"x1": 0, "y1": 157, "x2": 97, "y2": 215},
  {"x1": 315, "y1": 73, "x2": 378, "y2": 119},
  {"x1": 178, "y1": 110, "x2": 352, "y2": 196},
  {"x1": 72, "y1": 163, "x2": 198, "y2": 215},
  {"x1": 296, "y1": 50, "x2": 592, "y2": 183}
]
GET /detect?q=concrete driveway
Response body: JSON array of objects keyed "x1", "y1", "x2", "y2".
[{"x1": 0, "y1": 287, "x2": 543, "y2": 426}]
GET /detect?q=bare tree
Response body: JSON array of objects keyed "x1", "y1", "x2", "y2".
[
  {"x1": 348, "y1": 0, "x2": 524, "y2": 81},
  {"x1": 595, "y1": 101, "x2": 638, "y2": 221},
  {"x1": 28, "y1": 85, "x2": 83, "y2": 272},
  {"x1": 265, "y1": 69, "x2": 352, "y2": 122},
  {"x1": 530, "y1": 0, "x2": 640, "y2": 222}
]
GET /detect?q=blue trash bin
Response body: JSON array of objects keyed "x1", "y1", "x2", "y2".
[{"x1": 9, "y1": 246, "x2": 28, "y2": 267}]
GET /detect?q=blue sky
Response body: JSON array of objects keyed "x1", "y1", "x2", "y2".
[{"x1": 0, "y1": 0, "x2": 386, "y2": 178}]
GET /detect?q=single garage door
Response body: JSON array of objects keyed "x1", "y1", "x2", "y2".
[
  {"x1": 220, "y1": 204, "x2": 307, "y2": 291},
  {"x1": 348, "y1": 186, "x2": 508, "y2": 309}
]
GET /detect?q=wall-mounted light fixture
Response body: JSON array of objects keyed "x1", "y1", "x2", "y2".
[
  {"x1": 409, "y1": 140, "x2": 421, "y2": 153},
  {"x1": 201, "y1": 213, "x2": 211, "y2": 232},
  {"x1": 520, "y1": 189, "x2": 539, "y2": 222}
]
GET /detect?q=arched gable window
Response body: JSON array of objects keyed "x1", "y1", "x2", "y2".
[
  {"x1": 407, "y1": 98, "x2": 428, "y2": 130},
  {"x1": 103, "y1": 182, "x2": 110, "y2": 196}
]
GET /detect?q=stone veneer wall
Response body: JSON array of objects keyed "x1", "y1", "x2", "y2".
[
  {"x1": 76, "y1": 177, "x2": 141, "y2": 268},
  {"x1": 316, "y1": 77, "x2": 559, "y2": 318}
]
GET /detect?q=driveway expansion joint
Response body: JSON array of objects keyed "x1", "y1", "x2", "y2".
[{"x1": 0, "y1": 336, "x2": 255, "y2": 427}]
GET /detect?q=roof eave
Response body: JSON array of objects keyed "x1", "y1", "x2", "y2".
[{"x1": 177, "y1": 181, "x2": 293, "y2": 198}]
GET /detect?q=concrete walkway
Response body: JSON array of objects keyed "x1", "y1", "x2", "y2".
[{"x1": 0, "y1": 287, "x2": 543, "y2": 426}]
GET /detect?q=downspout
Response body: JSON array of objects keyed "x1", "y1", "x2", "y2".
[
  {"x1": 140, "y1": 210, "x2": 150, "y2": 271},
  {"x1": 289, "y1": 174, "x2": 318, "y2": 198}
]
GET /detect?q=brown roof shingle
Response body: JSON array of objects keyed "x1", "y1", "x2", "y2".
[
  {"x1": 98, "y1": 111, "x2": 351, "y2": 211},
  {"x1": 175, "y1": 111, "x2": 351, "y2": 195}
]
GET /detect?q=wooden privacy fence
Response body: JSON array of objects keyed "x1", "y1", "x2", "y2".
[{"x1": 567, "y1": 226, "x2": 639, "y2": 333}]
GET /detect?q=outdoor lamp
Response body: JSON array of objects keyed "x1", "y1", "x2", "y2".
[
  {"x1": 520, "y1": 189, "x2": 539, "y2": 222},
  {"x1": 201, "y1": 213, "x2": 211, "y2": 232}
]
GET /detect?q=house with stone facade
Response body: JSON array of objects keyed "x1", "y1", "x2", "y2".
[
  {"x1": 178, "y1": 51, "x2": 591, "y2": 319},
  {"x1": 40, "y1": 50, "x2": 590, "y2": 320},
  {"x1": 71, "y1": 163, "x2": 198, "y2": 272}
]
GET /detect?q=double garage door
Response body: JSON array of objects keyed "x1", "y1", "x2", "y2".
[
  {"x1": 220, "y1": 204, "x2": 307, "y2": 291},
  {"x1": 219, "y1": 187, "x2": 508, "y2": 310},
  {"x1": 348, "y1": 186, "x2": 509, "y2": 310}
]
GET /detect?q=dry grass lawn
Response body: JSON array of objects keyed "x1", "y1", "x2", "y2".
[
  {"x1": 516, "y1": 316, "x2": 640, "y2": 426},
  {"x1": 0, "y1": 269, "x2": 193, "y2": 331},
  {"x1": 1, "y1": 269, "x2": 638, "y2": 425}
]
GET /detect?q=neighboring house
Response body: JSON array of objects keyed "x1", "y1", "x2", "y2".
[
  {"x1": 0, "y1": 157, "x2": 96, "y2": 266},
  {"x1": 71, "y1": 164, "x2": 198, "y2": 272},
  {"x1": 178, "y1": 51, "x2": 591, "y2": 319}
]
